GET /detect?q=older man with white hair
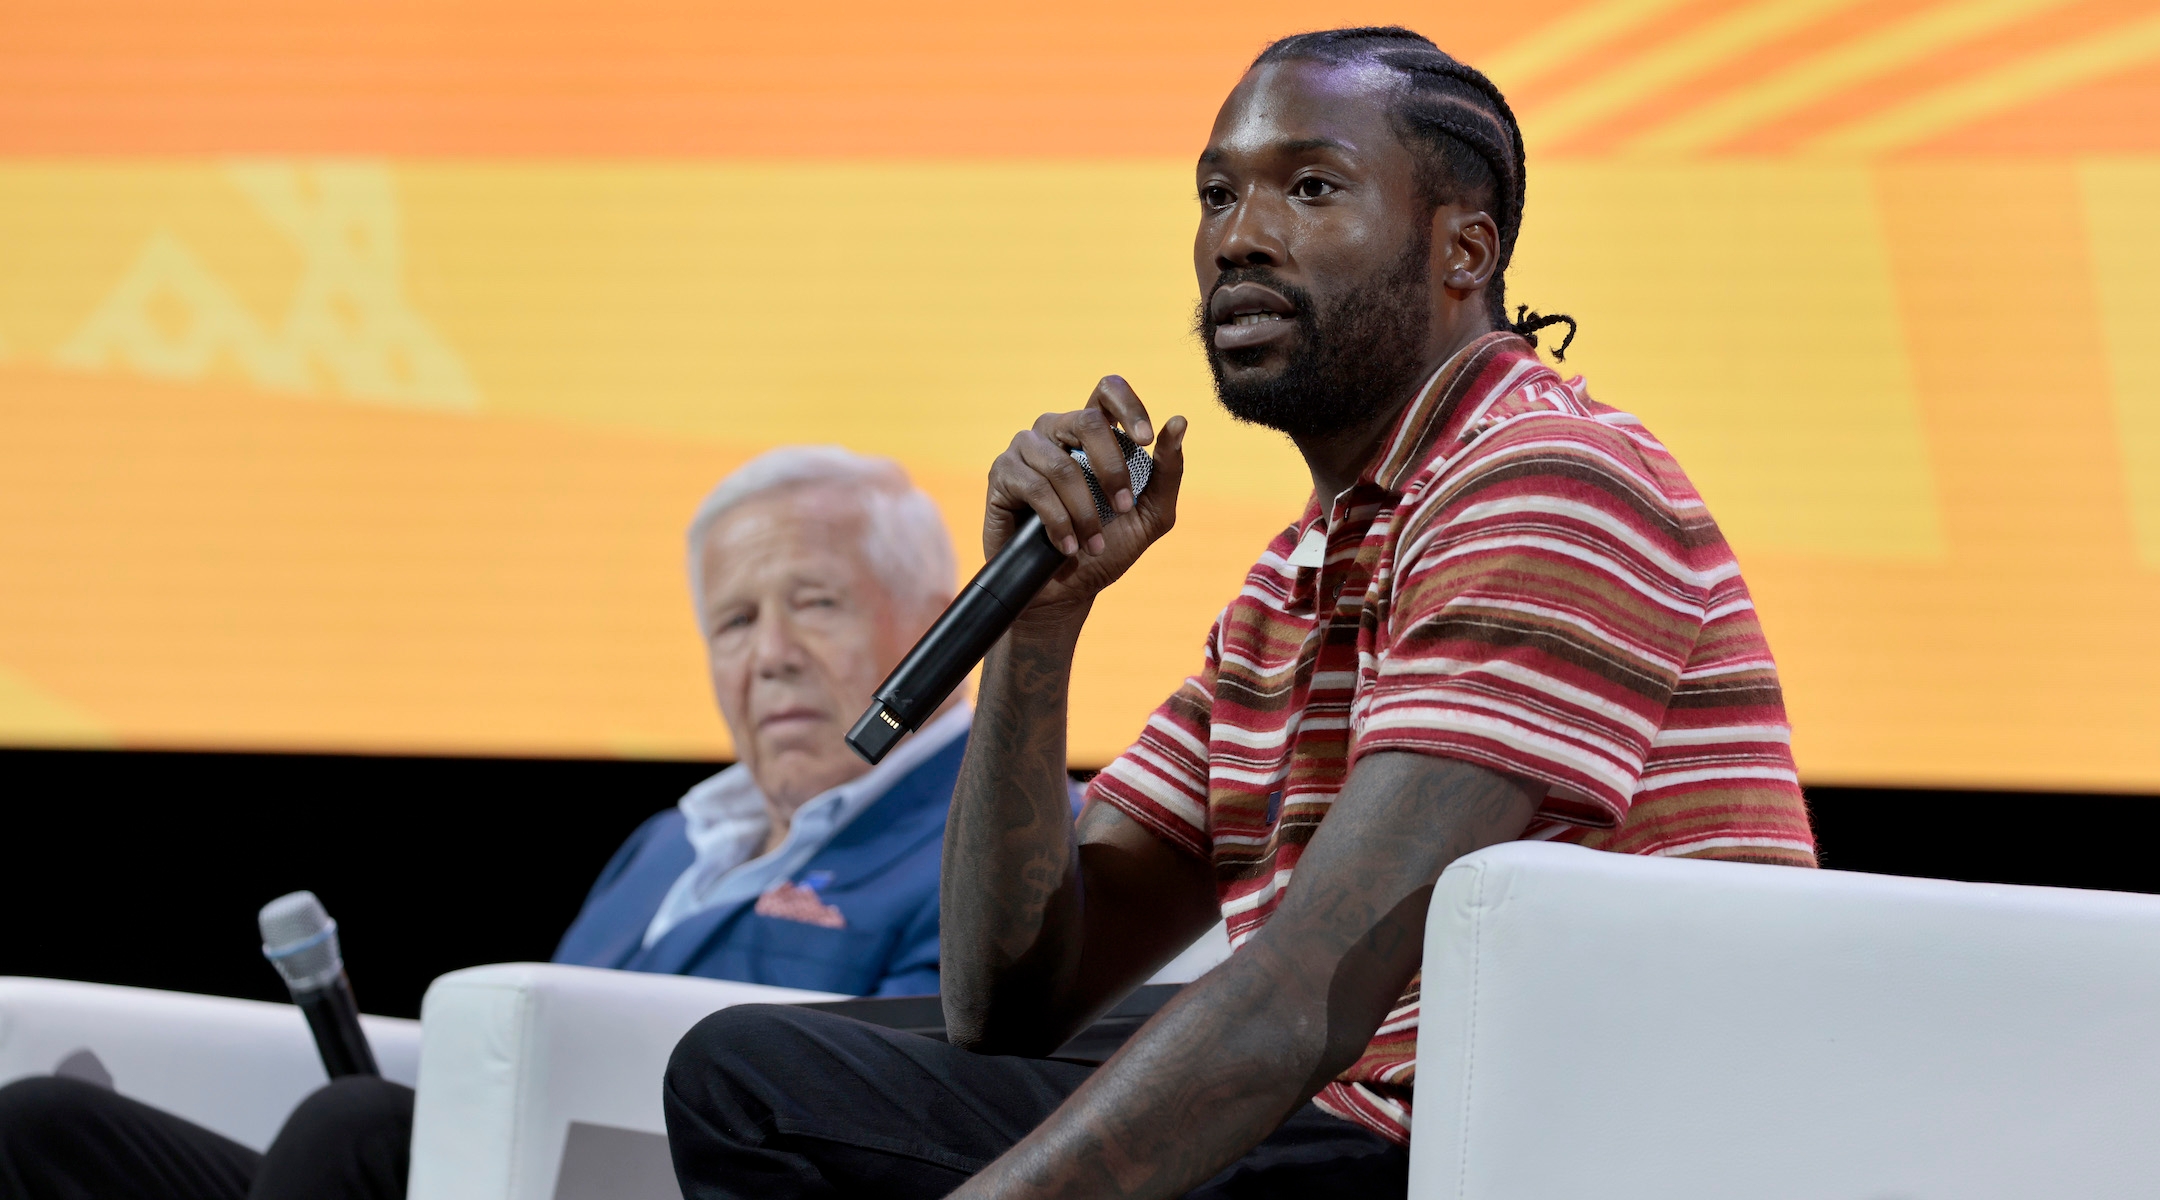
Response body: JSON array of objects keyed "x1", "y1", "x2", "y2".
[
  {"x1": 552, "y1": 444, "x2": 970, "y2": 994},
  {"x1": 0, "y1": 446, "x2": 971, "y2": 1200}
]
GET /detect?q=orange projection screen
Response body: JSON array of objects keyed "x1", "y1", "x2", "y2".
[{"x1": 2, "y1": 1, "x2": 2157, "y2": 790}]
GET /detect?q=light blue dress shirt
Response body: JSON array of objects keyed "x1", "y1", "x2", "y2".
[{"x1": 640, "y1": 704, "x2": 973, "y2": 949}]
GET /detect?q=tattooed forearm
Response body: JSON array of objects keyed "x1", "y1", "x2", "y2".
[
  {"x1": 942, "y1": 621, "x2": 1092, "y2": 1053},
  {"x1": 946, "y1": 752, "x2": 1541, "y2": 1200}
]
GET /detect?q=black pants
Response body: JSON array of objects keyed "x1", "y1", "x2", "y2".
[
  {"x1": 0, "y1": 1073, "x2": 412, "y2": 1200},
  {"x1": 664, "y1": 1003, "x2": 1408, "y2": 1199}
]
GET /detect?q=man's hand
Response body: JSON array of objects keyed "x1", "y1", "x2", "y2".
[
  {"x1": 947, "y1": 752, "x2": 1542, "y2": 1200},
  {"x1": 942, "y1": 374, "x2": 1209, "y2": 1058},
  {"x1": 983, "y1": 376, "x2": 1187, "y2": 628}
]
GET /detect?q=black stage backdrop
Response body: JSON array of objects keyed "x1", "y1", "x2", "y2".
[{"x1": 3, "y1": 745, "x2": 2156, "y2": 1019}]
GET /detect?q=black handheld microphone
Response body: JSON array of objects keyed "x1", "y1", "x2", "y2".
[
  {"x1": 258, "y1": 891, "x2": 380, "y2": 1079},
  {"x1": 847, "y1": 430, "x2": 1155, "y2": 765}
]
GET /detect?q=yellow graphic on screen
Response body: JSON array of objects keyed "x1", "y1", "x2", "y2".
[
  {"x1": 0, "y1": 0, "x2": 2157, "y2": 789},
  {"x1": 1517, "y1": 0, "x2": 1879, "y2": 148},
  {"x1": 2083, "y1": 161, "x2": 2160, "y2": 569},
  {"x1": 1807, "y1": 11, "x2": 2160, "y2": 154},
  {"x1": 0, "y1": 665, "x2": 109, "y2": 747},
  {"x1": 55, "y1": 163, "x2": 477, "y2": 411},
  {"x1": 1618, "y1": 0, "x2": 2073, "y2": 156},
  {"x1": 1511, "y1": 162, "x2": 1943, "y2": 559}
]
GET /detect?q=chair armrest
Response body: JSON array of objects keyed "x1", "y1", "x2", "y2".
[
  {"x1": 1407, "y1": 842, "x2": 2160, "y2": 1200},
  {"x1": 0, "y1": 976, "x2": 419, "y2": 1151},
  {"x1": 1144, "y1": 920, "x2": 1231, "y2": 985},
  {"x1": 405, "y1": 963, "x2": 840, "y2": 1200}
]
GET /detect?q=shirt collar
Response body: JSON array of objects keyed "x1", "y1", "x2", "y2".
[
  {"x1": 1360, "y1": 331, "x2": 1550, "y2": 495},
  {"x1": 681, "y1": 702, "x2": 973, "y2": 840},
  {"x1": 1286, "y1": 331, "x2": 1550, "y2": 551}
]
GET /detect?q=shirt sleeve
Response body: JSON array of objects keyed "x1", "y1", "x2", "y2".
[
  {"x1": 1352, "y1": 417, "x2": 1706, "y2": 828},
  {"x1": 1083, "y1": 614, "x2": 1221, "y2": 860}
]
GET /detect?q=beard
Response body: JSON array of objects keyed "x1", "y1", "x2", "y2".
[{"x1": 1195, "y1": 229, "x2": 1434, "y2": 442}]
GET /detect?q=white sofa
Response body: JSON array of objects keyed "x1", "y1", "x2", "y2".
[
  {"x1": 13, "y1": 850, "x2": 2160, "y2": 1199},
  {"x1": 0, "y1": 977, "x2": 420, "y2": 1151},
  {"x1": 0, "y1": 923, "x2": 1227, "y2": 1200},
  {"x1": 404, "y1": 924, "x2": 1233, "y2": 1200},
  {"x1": 406, "y1": 848, "x2": 2160, "y2": 1200}
]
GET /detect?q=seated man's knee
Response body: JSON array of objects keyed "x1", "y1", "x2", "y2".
[
  {"x1": 668, "y1": 1003, "x2": 808, "y2": 1088},
  {"x1": 666, "y1": 1002, "x2": 847, "y2": 1138},
  {"x1": 0, "y1": 1077, "x2": 116, "y2": 1144},
  {"x1": 279, "y1": 1075, "x2": 413, "y2": 1147},
  {"x1": 255, "y1": 1076, "x2": 413, "y2": 1200}
]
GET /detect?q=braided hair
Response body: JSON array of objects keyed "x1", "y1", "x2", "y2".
[{"x1": 1252, "y1": 27, "x2": 1578, "y2": 360}]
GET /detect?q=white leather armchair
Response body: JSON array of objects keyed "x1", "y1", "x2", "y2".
[
  {"x1": 0, "y1": 977, "x2": 419, "y2": 1151},
  {"x1": 403, "y1": 927, "x2": 1235, "y2": 1200},
  {"x1": 405, "y1": 965, "x2": 839, "y2": 1200},
  {"x1": 1409, "y1": 841, "x2": 2160, "y2": 1199}
]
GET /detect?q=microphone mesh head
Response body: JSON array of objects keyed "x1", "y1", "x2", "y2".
[
  {"x1": 259, "y1": 890, "x2": 343, "y2": 990},
  {"x1": 1066, "y1": 429, "x2": 1155, "y2": 526}
]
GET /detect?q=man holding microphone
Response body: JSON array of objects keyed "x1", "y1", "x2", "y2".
[{"x1": 667, "y1": 25, "x2": 1815, "y2": 1198}]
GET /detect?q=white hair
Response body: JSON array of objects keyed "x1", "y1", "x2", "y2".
[{"x1": 686, "y1": 445, "x2": 957, "y2": 613}]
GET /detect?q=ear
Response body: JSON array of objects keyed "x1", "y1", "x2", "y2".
[{"x1": 1434, "y1": 207, "x2": 1500, "y2": 295}]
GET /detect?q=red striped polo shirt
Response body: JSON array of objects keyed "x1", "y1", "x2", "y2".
[{"x1": 1087, "y1": 331, "x2": 1816, "y2": 1145}]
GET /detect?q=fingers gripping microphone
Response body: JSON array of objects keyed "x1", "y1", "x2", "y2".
[
  {"x1": 259, "y1": 891, "x2": 380, "y2": 1079},
  {"x1": 848, "y1": 430, "x2": 1154, "y2": 765}
]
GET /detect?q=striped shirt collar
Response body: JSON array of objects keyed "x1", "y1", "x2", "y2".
[
  {"x1": 1294, "y1": 331, "x2": 1551, "y2": 542},
  {"x1": 1362, "y1": 330, "x2": 1548, "y2": 494}
]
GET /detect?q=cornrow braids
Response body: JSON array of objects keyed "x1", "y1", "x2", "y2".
[{"x1": 1253, "y1": 26, "x2": 1578, "y2": 358}]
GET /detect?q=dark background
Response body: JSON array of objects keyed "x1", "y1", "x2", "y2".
[{"x1": 4, "y1": 745, "x2": 2156, "y2": 1019}]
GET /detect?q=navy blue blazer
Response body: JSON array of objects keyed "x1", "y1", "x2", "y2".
[{"x1": 551, "y1": 733, "x2": 964, "y2": 997}]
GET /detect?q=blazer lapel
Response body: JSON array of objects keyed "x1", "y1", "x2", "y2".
[
  {"x1": 790, "y1": 733, "x2": 964, "y2": 889},
  {"x1": 553, "y1": 810, "x2": 695, "y2": 970},
  {"x1": 628, "y1": 733, "x2": 969, "y2": 975},
  {"x1": 626, "y1": 893, "x2": 761, "y2": 974}
]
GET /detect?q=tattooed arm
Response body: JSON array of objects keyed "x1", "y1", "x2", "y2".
[
  {"x1": 942, "y1": 377, "x2": 1216, "y2": 1054},
  {"x1": 948, "y1": 751, "x2": 1540, "y2": 1200},
  {"x1": 940, "y1": 626, "x2": 1220, "y2": 1054}
]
